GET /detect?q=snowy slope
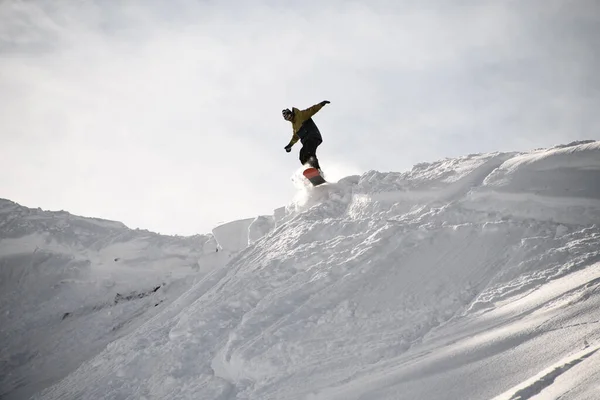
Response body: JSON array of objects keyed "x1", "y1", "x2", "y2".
[
  {"x1": 0, "y1": 201, "x2": 232, "y2": 400},
  {"x1": 4, "y1": 140, "x2": 600, "y2": 400}
]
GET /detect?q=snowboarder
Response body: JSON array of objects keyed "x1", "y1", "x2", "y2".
[{"x1": 282, "y1": 100, "x2": 330, "y2": 173}]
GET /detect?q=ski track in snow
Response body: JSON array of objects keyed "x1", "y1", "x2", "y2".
[
  {"x1": 505, "y1": 347, "x2": 599, "y2": 400},
  {"x1": 2, "y1": 141, "x2": 600, "y2": 399}
]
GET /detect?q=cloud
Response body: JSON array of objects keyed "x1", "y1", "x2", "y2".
[{"x1": 1, "y1": 0, "x2": 598, "y2": 234}]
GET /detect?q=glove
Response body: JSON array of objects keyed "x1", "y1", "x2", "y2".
[
  {"x1": 321, "y1": 100, "x2": 330, "y2": 105},
  {"x1": 284, "y1": 145, "x2": 292, "y2": 153}
]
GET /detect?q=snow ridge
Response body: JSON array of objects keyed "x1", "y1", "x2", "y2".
[{"x1": 2, "y1": 141, "x2": 600, "y2": 400}]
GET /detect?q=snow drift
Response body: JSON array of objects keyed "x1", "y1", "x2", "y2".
[{"x1": 2, "y1": 140, "x2": 600, "y2": 400}]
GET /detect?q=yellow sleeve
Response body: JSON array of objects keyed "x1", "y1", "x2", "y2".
[
  {"x1": 294, "y1": 102, "x2": 325, "y2": 124},
  {"x1": 288, "y1": 132, "x2": 300, "y2": 147}
]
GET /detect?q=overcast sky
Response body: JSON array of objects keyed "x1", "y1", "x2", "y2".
[{"x1": 1, "y1": 0, "x2": 599, "y2": 235}]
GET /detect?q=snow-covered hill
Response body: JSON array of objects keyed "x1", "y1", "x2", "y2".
[
  {"x1": 0, "y1": 201, "x2": 229, "y2": 399},
  {"x1": 3, "y1": 141, "x2": 600, "y2": 399}
]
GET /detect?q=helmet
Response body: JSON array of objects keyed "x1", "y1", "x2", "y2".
[{"x1": 282, "y1": 108, "x2": 293, "y2": 120}]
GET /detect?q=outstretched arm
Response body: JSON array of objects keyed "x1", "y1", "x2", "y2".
[{"x1": 295, "y1": 100, "x2": 330, "y2": 123}]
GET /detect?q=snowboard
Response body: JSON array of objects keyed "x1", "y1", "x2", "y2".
[{"x1": 303, "y1": 167, "x2": 326, "y2": 186}]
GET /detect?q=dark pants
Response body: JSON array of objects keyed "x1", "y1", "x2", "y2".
[{"x1": 299, "y1": 138, "x2": 322, "y2": 170}]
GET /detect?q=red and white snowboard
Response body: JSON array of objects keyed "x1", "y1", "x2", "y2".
[{"x1": 303, "y1": 168, "x2": 326, "y2": 186}]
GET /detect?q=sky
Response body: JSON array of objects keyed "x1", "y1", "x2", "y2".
[{"x1": 1, "y1": 0, "x2": 599, "y2": 236}]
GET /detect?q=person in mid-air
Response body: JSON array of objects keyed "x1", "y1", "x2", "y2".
[{"x1": 282, "y1": 100, "x2": 330, "y2": 173}]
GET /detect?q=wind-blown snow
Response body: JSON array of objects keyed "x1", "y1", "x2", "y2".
[{"x1": 2, "y1": 141, "x2": 600, "y2": 400}]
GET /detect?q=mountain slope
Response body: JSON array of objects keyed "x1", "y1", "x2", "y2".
[
  {"x1": 4, "y1": 141, "x2": 600, "y2": 399},
  {"x1": 0, "y1": 201, "x2": 230, "y2": 400}
]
